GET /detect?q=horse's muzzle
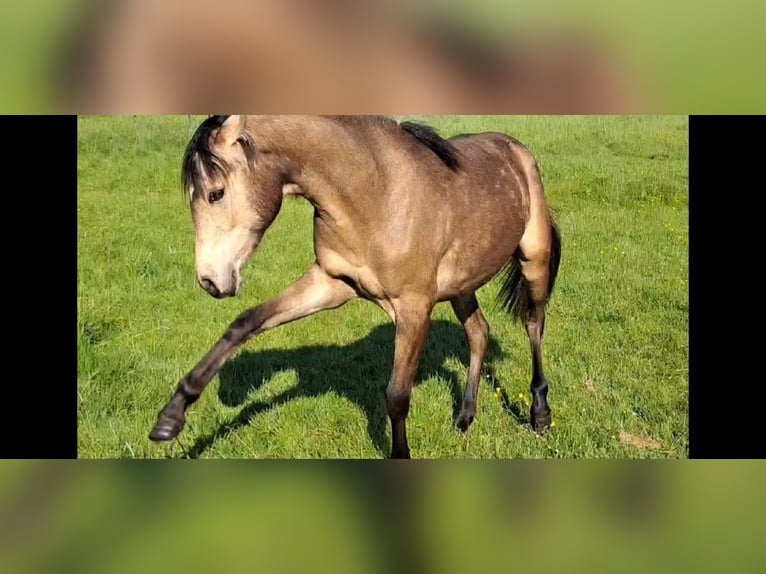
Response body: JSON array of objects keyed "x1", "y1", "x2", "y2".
[{"x1": 199, "y1": 274, "x2": 237, "y2": 298}]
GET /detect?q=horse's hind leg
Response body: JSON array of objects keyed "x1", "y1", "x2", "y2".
[
  {"x1": 450, "y1": 293, "x2": 489, "y2": 432},
  {"x1": 518, "y1": 257, "x2": 553, "y2": 433},
  {"x1": 525, "y1": 297, "x2": 551, "y2": 432}
]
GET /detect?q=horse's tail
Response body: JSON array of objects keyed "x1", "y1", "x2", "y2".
[{"x1": 497, "y1": 214, "x2": 561, "y2": 323}]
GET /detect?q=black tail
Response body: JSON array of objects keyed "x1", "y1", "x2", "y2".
[
  {"x1": 497, "y1": 216, "x2": 562, "y2": 323},
  {"x1": 400, "y1": 121, "x2": 461, "y2": 171}
]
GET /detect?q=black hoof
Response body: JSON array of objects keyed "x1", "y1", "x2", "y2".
[
  {"x1": 456, "y1": 411, "x2": 475, "y2": 433},
  {"x1": 531, "y1": 407, "x2": 551, "y2": 434},
  {"x1": 149, "y1": 412, "x2": 185, "y2": 442}
]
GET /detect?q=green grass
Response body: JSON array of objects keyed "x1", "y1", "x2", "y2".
[{"x1": 77, "y1": 115, "x2": 688, "y2": 459}]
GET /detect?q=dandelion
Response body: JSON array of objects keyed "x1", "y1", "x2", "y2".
[{"x1": 551, "y1": 421, "x2": 557, "y2": 428}]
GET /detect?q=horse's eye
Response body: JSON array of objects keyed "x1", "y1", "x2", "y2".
[{"x1": 208, "y1": 189, "x2": 225, "y2": 203}]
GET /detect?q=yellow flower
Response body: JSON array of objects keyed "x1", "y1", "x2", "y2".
[{"x1": 551, "y1": 421, "x2": 557, "y2": 428}]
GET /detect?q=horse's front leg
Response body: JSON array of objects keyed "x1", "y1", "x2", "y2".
[
  {"x1": 387, "y1": 297, "x2": 434, "y2": 459},
  {"x1": 149, "y1": 265, "x2": 357, "y2": 442}
]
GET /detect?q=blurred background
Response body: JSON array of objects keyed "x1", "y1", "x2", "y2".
[
  {"x1": 1, "y1": 460, "x2": 765, "y2": 574},
  {"x1": 3, "y1": 0, "x2": 766, "y2": 113}
]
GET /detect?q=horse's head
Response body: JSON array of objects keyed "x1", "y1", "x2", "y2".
[{"x1": 182, "y1": 115, "x2": 287, "y2": 298}]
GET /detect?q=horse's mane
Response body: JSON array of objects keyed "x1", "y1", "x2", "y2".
[
  {"x1": 182, "y1": 115, "x2": 231, "y2": 195},
  {"x1": 399, "y1": 121, "x2": 461, "y2": 172}
]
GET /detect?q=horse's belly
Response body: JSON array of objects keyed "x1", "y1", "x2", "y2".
[{"x1": 435, "y1": 232, "x2": 521, "y2": 300}]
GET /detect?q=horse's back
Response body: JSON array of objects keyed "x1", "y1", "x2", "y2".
[
  {"x1": 444, "y1": 131, "x2": 538, "y2": 222},
  {"x1": 451, "y1": 131, "x2": 539, "y2": 191}
]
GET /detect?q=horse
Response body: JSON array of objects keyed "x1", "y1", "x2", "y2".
[{"x1": 149, "y1": 115, "x2": 561, "y2": 458}]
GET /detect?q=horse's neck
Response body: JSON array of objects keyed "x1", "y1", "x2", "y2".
[{"x1": 272, "y1": 117, "x2": 382, "y2": 208}]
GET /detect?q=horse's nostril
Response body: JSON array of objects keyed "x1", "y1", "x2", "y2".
[{"x1": 199, "y1": 276, "x2": 221, "y2": 298}]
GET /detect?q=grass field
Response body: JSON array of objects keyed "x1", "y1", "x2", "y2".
[{"x1": 77, "y1": 115, "x2": 688, "y2": 459}]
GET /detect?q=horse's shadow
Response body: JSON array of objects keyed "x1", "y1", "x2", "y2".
[{"x1": 182, "y1": 319, "x2": 507, "y2": 458}]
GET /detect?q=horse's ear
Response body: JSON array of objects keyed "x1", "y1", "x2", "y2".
[{"x1": 217, "y1": 115, "x2": 248, "y2": 146}]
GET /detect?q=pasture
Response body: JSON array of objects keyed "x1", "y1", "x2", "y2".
[{"x1": 77, "y1": 115, "x2": 688, "y2": 458}]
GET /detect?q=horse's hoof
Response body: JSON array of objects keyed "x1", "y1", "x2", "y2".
[
  {"x1": 456, "y1": 411, "x2": 475, "y2": 433},
  {"x1": 531, "y1": 407, "x2": 551, "y2": 434},
  {"x1": 149, "y1": 413, "x2": 184, "y2": 442}
]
